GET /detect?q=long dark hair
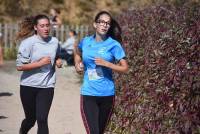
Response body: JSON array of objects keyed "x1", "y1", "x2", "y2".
[
  {"x1": 16, "y1": 14, "x2": 50, "y2": 41},
  {"x1": 94, "y1": 11, "x2": 122, "y2": 43}
]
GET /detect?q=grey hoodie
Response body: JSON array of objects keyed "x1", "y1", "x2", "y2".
[{"x1": 16, "y1": 35, "x2": 60, "y2": 88}]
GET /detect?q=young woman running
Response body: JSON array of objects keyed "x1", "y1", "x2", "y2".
[
  {"x1": 74, "y1": 11, "x2": 128, "y2": 134},
  {"x1": 16, "y1": 14, "x2": 62, "y2": 134}
]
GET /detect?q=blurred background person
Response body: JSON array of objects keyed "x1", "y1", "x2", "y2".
[
  {"x1": 60, "y1": 29, "x2": 77, "y2": 66},
  {"x1": 49, "y1": 8, "x2": 62, "y2": 36}
]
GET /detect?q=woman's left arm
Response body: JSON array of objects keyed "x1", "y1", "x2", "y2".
[
  {"x1": 95, "y1": 58, "x2": 128, "y2": 73},
  {"x1": 54, "y1": 44, "x2": 63, "y2": 68}
]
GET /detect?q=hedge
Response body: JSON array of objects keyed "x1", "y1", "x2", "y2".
[{"x1": 108, "y1": 3, "x2": 200, "y2": 134}]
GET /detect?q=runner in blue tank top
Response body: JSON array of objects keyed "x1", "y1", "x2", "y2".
[{"x1": 74, "y1": 11, "x2": 128, "y2": 134}]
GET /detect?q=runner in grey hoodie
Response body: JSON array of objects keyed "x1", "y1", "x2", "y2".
[{"x1": 16, "y1": 14, "x2": 62, "y2": 134}]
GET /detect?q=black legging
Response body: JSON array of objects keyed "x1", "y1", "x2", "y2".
[
  {"x1": 80, "y1": 95, "x2": 115, "y2": 134},
  {"x1": 20, "y1": 85, "x2": 54, "y2": 134}
]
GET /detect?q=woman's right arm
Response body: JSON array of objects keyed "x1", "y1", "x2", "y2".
[
  {"x1": 74, "y1": 42, "x2": 84, "y2": 74},
  {"x1": 16, "y1": 56, "x2": 51, "y2": 71}
]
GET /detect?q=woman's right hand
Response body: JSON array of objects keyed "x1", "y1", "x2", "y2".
[
  {"x1": 38, "y1": 56, "x2": 51, "y2": 66},
  {"x1": 75, "y1": 62, "x2": 84, "y2": 74}
]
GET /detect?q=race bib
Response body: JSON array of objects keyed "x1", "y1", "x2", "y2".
[{"x1": 88, "y1": 67, "x2": 103, "y2": 80}]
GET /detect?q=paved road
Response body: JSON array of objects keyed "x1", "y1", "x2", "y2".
[{"x1": 0, "y1": 61, "x2": 86, "y2": 134}]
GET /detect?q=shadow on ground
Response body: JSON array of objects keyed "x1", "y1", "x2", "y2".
[
  {"x1": 0, "y1": 92, "x2": 13, "y2": 97},
  {"x1": 0, "y1": 116, "x2": 8, "y2": 119}
]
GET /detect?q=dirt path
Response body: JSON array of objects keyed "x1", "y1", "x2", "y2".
[{"x1": 0, "y1": 61, "x2": 86, "y2": 134}]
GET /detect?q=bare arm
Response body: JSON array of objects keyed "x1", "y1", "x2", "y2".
[
  {"x1": 74, "y1": 42, "x2": 84, "y2": 74},
  {"x1": 16, "y1": 56, "x2": 51, "y2": 71},
  {"x1": 95, "y1": 58, "x2": 128, "y2": 73}
]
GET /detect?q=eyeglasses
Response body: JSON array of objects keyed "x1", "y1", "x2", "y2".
[{"x1": 96, "y1": 20, "x2": 111, "y2": 27}]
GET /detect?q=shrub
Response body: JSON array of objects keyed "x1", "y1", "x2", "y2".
[
  {"x1": 108, "y1": 2, "x2": 200, "y2": 134},
  {"x1": 3, "y1": 47, "x2": 17, "y2": 60}
]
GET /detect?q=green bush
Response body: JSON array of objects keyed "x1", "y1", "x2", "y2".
[{"x1": 3, "y1": 47, "x2": 17, "y2": 60}]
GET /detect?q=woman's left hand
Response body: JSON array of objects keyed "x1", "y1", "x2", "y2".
[
  {"x1": 95, "y1": 58, "x2": 109, "y2": 67},
  {"x1": 56, "y1": 58, "x2": 63, "y2": 68}
]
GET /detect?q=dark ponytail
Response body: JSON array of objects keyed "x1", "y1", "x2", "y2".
[
  {"x1": 94, "y1": 11, "x2": 122, "y2": 43},
  {"x1": 107, "y1": 19, "x2": 122, "y2": 43}
]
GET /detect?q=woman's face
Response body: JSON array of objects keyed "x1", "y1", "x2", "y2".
[
  {"x1": 34, "y1": 18, "x2": 50, "y2": 39},
  {"x1": 94, "y1": 14, "x2": 111, "y2": 36}
]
